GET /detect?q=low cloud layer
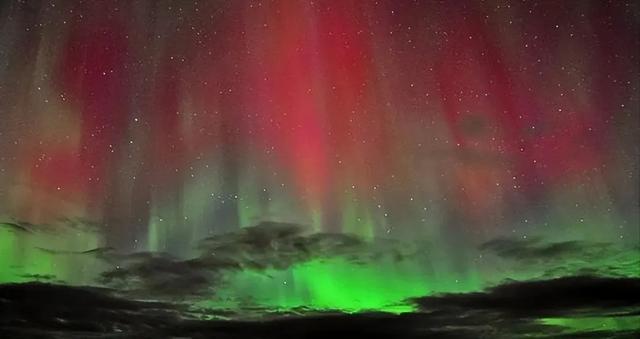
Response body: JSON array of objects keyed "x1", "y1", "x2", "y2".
[
  {"x1": 479, "y1": 237, "x2": 610, "y2": 261},
  {"x1": 2, "y1": 275, "x2": 638, "y2": 338},
  {"x1": 98, "y1": 222, "x2": 418, "y2": 298},
  {"x1": 479, "y1": 237, "x2": 640, "y2": 278},
  {"x1": 414, "y1": 275, "x2": 640, "y2": 317}
]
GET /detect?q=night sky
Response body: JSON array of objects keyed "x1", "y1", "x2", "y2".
[{"x1": 0, "y1": 1, "x2": 639, "y2": 337}]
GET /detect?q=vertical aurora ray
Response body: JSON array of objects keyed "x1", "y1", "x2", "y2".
[{"x1": 0, "y1": 0, "x2": 638, "y2": 327}]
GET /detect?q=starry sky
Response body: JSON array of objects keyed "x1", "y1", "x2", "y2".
[{"x1": 0, "y1": 0, "x2": 639, "y2": 329}]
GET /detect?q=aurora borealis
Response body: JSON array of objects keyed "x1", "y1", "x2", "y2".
[{"x1": 0, "y1": 0, "x2": 639, "y2": 337}]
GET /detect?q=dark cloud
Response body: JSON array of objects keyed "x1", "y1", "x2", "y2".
[
  {"x1": 0, "y1": 221, "x2": 35, "y2": 233},
  {"x1": 98, "y1": 221, "x2": 418, "y2": 298},
  {"x1": 0, "y1": 218, "x2": 104, "y2": 236},
  {"x1": 2, "y1": 276, "x2": 639, "y2": 338},
  {"x1": 479, "y1": 237, "x2": 640, "y2": 278},
  {"x1": 196, "y1": 221, "x2": 365, "y2": 270},
  {"x1": 58, "y1": 217, "x2": 105, "y2": 233},
  {"x1": 18, "y1": 273, "x2": 58, "y2": 282},
  {"x1": 36, "y1": 246, "x2": 116, "y2": 256},
  {"x1": 410, "y1": 276, "x2": 640, "y2": 338},
  {"x1": 414, "y1": 275, "x2": 640, "y2": 317},
  {"x1": 100, "y1": 253, "x2": 222, "y2": 297},
  {"x1": 478, "y1": 237, "x2": 611, "y2": 261},
  {"x1": 0, "y1": 217, "x2": 105, "y2": 235},
  {"x1": 0, "y1": 282, "x2": 180, "y2": 338}
]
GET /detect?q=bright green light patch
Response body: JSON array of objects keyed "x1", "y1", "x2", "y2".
[
  {"x1": 539, "y1": 315, "x2": 640, "y2": 333},
  {"x1": 291, "y1": 257, "x2": 427, "y2": 312},
  {"x1": 203, "y1": 256, "x2": 432, "y2": 314}
]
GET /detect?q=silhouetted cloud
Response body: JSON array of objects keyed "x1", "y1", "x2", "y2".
[
  {"x1": 0, "y1": 282, "x2": 180, "y2": 338},
  {"x1": 0, "y1": 221, "x2": 35, "y2": 233},
  {"x1": 479, "y1": 237, "x2": 640, "y2": 278},
  {"x1": 36, "y1": 246, "x2": 116, "y2": 256},
  {"x1": 413, "y1": 275, "x2": 640, "y2": 317},
  {"x1": 479, "y1": 237, "x2": 608, "y2": 260},
  {"x1": 98, "y1": 221, "x2": 418, "y2": 298},
  {"x1": 18, "y1": 273, "x2": 58, "y2": 281}
]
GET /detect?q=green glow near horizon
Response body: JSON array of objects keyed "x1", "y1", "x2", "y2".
[
  {"x1": 1, "y1": 220, "x2": 638, "y2": 319},
  {"x1": 0, "y1": 230, "x2": 20, "y2": 282},
  {"x1": 290, "y1": 257, "x2": 427, "y2": 312},
  {"x1": 0, "y1": 228, "x2": 102, "y2": 284},
  {"x1": 540, "y1": 315, "x2": 640, "y2": 334},
  {"x1": 200, "y1": 255, "x2": 485, "y2": 314}
]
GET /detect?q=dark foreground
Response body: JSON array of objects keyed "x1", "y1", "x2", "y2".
[{"x1": 1, "y1": 276, "x2": 639, "y2": 338}]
